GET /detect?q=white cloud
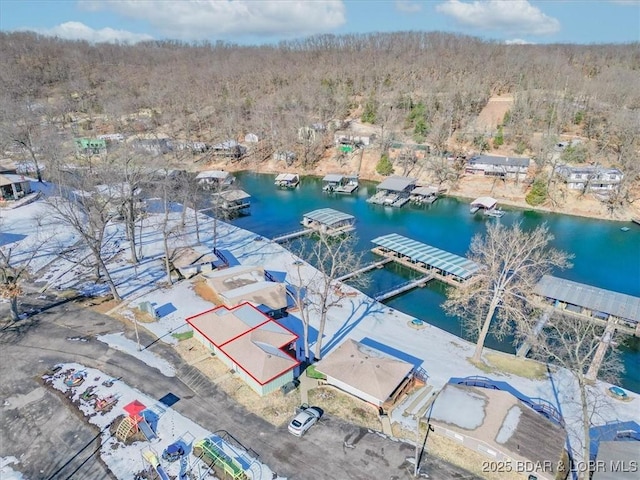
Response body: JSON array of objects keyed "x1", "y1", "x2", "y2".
[
  {"x1": 395, "y1": 0, "x2": 423, "y2": 13},
  {"x1": 79, "y1": 0, "x2": 346, "y2": 40},
  {"x1": 35, "y1": 21, "x2": 153, "y2": 43},
  {"x1": 505, "y1": 38, "x2": 535, "y2": 45},
  {"x1": 436, "y1": 0, "x2": 560, "y2": 36}
]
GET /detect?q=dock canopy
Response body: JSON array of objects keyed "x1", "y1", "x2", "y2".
[
  {"x1": 471, "y1": 196, "x2": 497, "y2": 209},
  {"x1": 411, "y1": 186, "x2": 438, "y2": 196},
  {"x1": 275, "y1": 173, "x2": 298, "y2": 182},
  {"x1": 322, "y1": 174, "x2": 344, "y2": 183},
  {"x1": 535, "y1": 275, "x2": 640, "y2": 324},
  {"x1": 303, "y1": 208, "x2": 355, "y2": 228},
  {"x1": 372, "y1": 233, "x2": 480, "y2": 280},
  {"x1": 376, "y1": 176, "x2": 416, "y2": 193}
]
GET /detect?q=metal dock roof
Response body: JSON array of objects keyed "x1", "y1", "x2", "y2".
[
  {"x1": 371, "y1": 233, "x2": 480, "y2": 279},
  {"x1": 535, "y1": 275, "x2": 640, "y2": 324},
  {"x1": 376, "y1": 176, "x2": 416, "y2": 192},
  {"x1": 322, "y1": 173, "x2": 344, "y2": 182},
  {"x1": 303, "y1": 208, "x2": 355, "y2": 227}
]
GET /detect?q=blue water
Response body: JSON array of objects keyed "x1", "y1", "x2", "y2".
[{"x1": 229, "y1": 172, "x2": 640, "y2": 392}]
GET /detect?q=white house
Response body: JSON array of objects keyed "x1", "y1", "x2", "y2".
[
  {"x1": 554, "y1": 164, "x2": 623, "y2": 193},
  {"x1": 465, "y1": 155, "x2": 530, "y2": 179}
]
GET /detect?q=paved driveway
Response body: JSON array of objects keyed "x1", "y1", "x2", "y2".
[{"x1": 0, "y1": 300, "x2": 479, "y2": 480}]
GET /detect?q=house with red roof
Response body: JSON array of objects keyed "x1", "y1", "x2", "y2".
[{"x1": 186, "y1": 303, "x2": 300, "y2": 396}]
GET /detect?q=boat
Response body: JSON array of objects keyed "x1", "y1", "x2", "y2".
[
  {"x1": 274, "y1": 173, "x2": 300, "y2": 189},
  {"x1": 621, "y1": 227, "x2": 630, "y2": 232},
  {"x1": 484, "y1": 208, "x2": 505, "y2": 218}
]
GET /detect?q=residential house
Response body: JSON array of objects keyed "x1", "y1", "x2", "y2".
[
  {"x1": 273, "y1": 151, "x2": 297, "y2": 165},
  {"x1": 429, "y1": 382, "x2": 569, "y2": 480},
  {"x1": 74, "y1": 138, "x2": 107, "y2": 156},
  {"x1": 210, "y1": 140, "x2": 246, "y2": 159},
  {"x1": 465, "y1": 155, "x2": 530, "y2": 179},
  {"x1": 334, "y1": 131, "x2": 371, "y2": 147},
  {"x1": 186, "y1": 303, "x2": 300, "y2": 396},
  {"x1": 314, "y1": 339, "x2": 416, "y2": 409},
  {"x1": 0, "y1": 174, "x2": 33, "y2": 201},
  {"x1": 131, "y1": 138, "x2": 173, "y2": 155},
  {"x1": 554, "y1": 164, "x2": 623, "y2": 193}
]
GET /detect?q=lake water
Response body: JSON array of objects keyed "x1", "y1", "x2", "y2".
[{"x1": 229, "y1": 172, "x2": 640, "y2": 393}]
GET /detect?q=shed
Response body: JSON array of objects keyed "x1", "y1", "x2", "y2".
[
  {"x1": 0, "y1": 174, "x2": 34, "y2": 201},
  {"x1": 186, "y1": 303, "x2": 299, "y2": 396},
  {"x1": 314, "y1": 339, "x2": 415, "y2": 407}
]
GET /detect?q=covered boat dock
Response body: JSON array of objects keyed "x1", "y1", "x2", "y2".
[
  {"x1": 367, "y1": 176, "x2": 417, "y2": 208},
  {"x1": 371, "y1": 233, "x2": 480, "y2": 286},
  {"x1": 274, "y1": 173, "x2": 300, "y2": 189},
  {"x1": 322, "y1": 174, "x2": 359, "y2": 194},
  {"x1": 470, "y1": 196, "x2": 497, "y2": 213},
  {"x1": 410, "y1": 186, "x2": 439, "y2": 205},
  {"x1": 212, "y1": 189, "x2": 251, "y2": 216},
  {"x1": 301, "y1": 208, "x2": 355, "y2": 236},
  {"x1": 534, "y1": 275, "x2": 640, "y2": 336}
]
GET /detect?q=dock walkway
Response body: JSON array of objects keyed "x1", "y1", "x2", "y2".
[
  {"x1": 271, "y1": 229, "x2": 312, "y2": 243},
  {"x1": 336, "y1": 258, "x2": 392, "y2": 282},
  {"x1": 374, "y1": 275, "x2": 434, "y2": 302}
]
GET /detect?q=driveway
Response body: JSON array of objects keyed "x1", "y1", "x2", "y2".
[{"x1": 0, "y1": 299, "x2": 480, "y2": 480}]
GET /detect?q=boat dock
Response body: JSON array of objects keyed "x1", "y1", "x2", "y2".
[
  {"x1": 322, "y1": 174, "x2": 359, "y2": 194},
  {"x1": 370, "y1": 233, "x2": 480, "y2": 287},
  {"x1": 516, "y1": 309, "x2": 551, "y2": 357},
  {"x1": 336, "y1": 258, "x2": 393, "y2": 282},
  {"x1": 301, "y1": 208, "x2": 356, "y2": 237},
  {"x1": 271, "y1": 229, "x2": 313, "y2": 243},
  {"x1": 374, "y1": 275, "x2": 434, "y2": 302}
]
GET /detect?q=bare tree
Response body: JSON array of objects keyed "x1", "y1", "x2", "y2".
[
  {"x1": 525, "y1": 312, "x2": 623, "y2": 478},
  {"x1": 290, "y1": 233, "x2": 368, "y2": 361},
  {"x1": 444, "y1": 222, "x2": 571, "y2": 364},
  {"x1": 46, "y1": 165, "x2": 123, "y2": 301}
]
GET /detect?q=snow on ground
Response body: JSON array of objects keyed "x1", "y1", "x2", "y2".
[
  {"x1": 4, "y1": 192, "x2": 639, "y2": 464},
  {"x1": 0, "y1": 457, "x2": 27, "y2": 480},
  {"x1": 495, "y1": 406, "x2": 522, "y2": 444},
  {"x1": 97, "y1": 333, "x2": 176, "y2": 377},
  {"x1": 430, "y1": 385, "x2": 487, "y2": 430},
  {"x1": 44, "y1": 363, "x2": 281, "y2": 480}
]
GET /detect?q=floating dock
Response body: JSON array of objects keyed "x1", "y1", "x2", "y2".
[
  {"x1": 322, "y1": 174, "x2": 359, "y2": 194},
  {"x1": 374, "y1": 275, "x2": 434, "y2": 302},
  {"x1": 271, "y1": 229, "x2": 313, "y2": 243},
  {"x1": 301, "y1": 208, "x2": 356, "y2": 237},
  {"x1": 336, "y1": 258, "x2": 392, "y2": 282}
]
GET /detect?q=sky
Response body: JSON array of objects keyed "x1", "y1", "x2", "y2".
[{"x1": 0, "y1": 0, "x2": 639, "y2": 46}]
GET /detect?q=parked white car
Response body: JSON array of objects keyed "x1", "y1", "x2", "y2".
[{"x1": 288, "y1": 405, "x2": 323, "y2": 437}]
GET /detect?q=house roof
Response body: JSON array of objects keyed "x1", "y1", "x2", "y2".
[
  {"x1": 303, "y1": 208, "x2": 355, "y2": 227},
  {"x1": 171, "y1": 246, "x2": 217, "y2": 269},
  {"x1": 0, "y1": 174, "x2": 34, "y2": 186},
  {"x1": 204, "y1": 265, "x2": 265, "y2": 292},
  {"x1": 212, "y1": 140, "x2": 240, "y2": 149},
  {"x1": 376, "y1": 176, "x2": 416, "y2": 192},
  {"x1": 314, "y1": 339, "x2": 414, "y2": 404},
  {"x1": 186, "y1": 303, "x2": 298, "y2": 385},
  {"x1": 471, "y1": 196, "x2": 497, "y2": 209},
  {"x1": 592, "y1": 442, "x2": 640, "y2": 480},
  {"x1": 220, "y1": 281, "x2": 288, "y2": 310},
  {"x1": 196, "y1": 170, "x2": 233, "y2": 180},
  {"x1": 323, "y1": 174, "x2": 344, "y2": 182},
  {"x1": 469, "y1": 155, "x2": 530, "y2": 167},
  {"x1": 371, "y1": 233, "x2": 479, "y2": 279},
  {"x1": 534, "y1": 275, "x2": 640, "y2": 324},
  {"x1": 431, "y1": 384, "x2": 567, "y2": 469},
  {"x1": 555, "y1": 164, "x2": 622, "y2": 176}
]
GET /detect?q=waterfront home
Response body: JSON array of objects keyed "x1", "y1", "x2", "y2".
[
  {"x1": 0, "y1": 174, "x2": 33, "y2": 201},
  {"x1": 196, "y1": 170, "x2": 235, "y2": 189},
  {"x1": 131, "y1": 138, "x2": 173, "y2": 155},
  {"x1": 368, "y1": 175, "x2": 417, "y2": 208},
  {"x1": 204, "y1": 265, "x2": 289, "y2": 319},
  {"x1": 212, "y1": 189, "x2": 251, "y2": 216},
  {"x1": 273, "y1": 151, "x2": 296, "y2": 165},
  {"x1": 321, "y1": 173, "x2": 359, "y2": 194},
  {"x1": 301, "y1": 208, "x2": 356, "y2": 236},
  {"x1": 274, "y1": 173, "x2": 300, "y2": 189},
  {"x1": 169, "y1": 246, "x2": 218, "y2": 279},
  {"x1": 429, "y1": 381, "x2": 568, "y2": 480},
  {"x1": 554, "y1": 164, "x2": 623, "y2": 193},
  {"x1": 313, "y1": 339, "x2": 416, "y2": 409},
  {"x1": 334, "y1": 132, "x2": 371, "y2": 147},
  {"x1": 465, "y1": 155, "x2": 530, "y2": 180},
  {"x1": 186, "y1": 303, "x2": 299, "y2": 396},
  {"x1": 210, "y1": 140, "x2": 246, "y2": 160}
]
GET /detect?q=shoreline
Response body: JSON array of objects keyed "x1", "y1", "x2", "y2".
[{"x1": 225, "y1": 164, "x2": 639, "y2": 224}]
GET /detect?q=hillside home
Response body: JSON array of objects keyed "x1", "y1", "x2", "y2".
[
  {"x1": 554, "y1": 164, "x2": 623, "y2": 193},
  {"x1": 0, "y1": 174, "x2": 33, "y2": 201},
  {"x1": 74, "y1": 138, "x2": 107, "y2": 156},
  {"x1": 334, "y1": 132, "x2": 371, "y2": 147},
  {"x1": 211, "y1": 140, "x2": 246, "y2": 159},
  {"x1": 465, "y1": 155, "x2": 530, "y2": 179}
]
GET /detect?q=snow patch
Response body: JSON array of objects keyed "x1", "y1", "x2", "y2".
[
  {"x1": 0, "y1": 457, "x2": 27, "y2": 480},
  {"x1": 97, "y1": 333, "x2": 175, "y2": 377},
  {"x1": 430, "y1": 385, "x2": 486, "y2": 430},
  {"x1": 496, "y1": 405, "x2": 522, "y2": 444}
]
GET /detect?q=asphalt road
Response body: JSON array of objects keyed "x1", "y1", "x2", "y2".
[{"x1": 0, "y1": 299, "x2": 480, "y2": 480}]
